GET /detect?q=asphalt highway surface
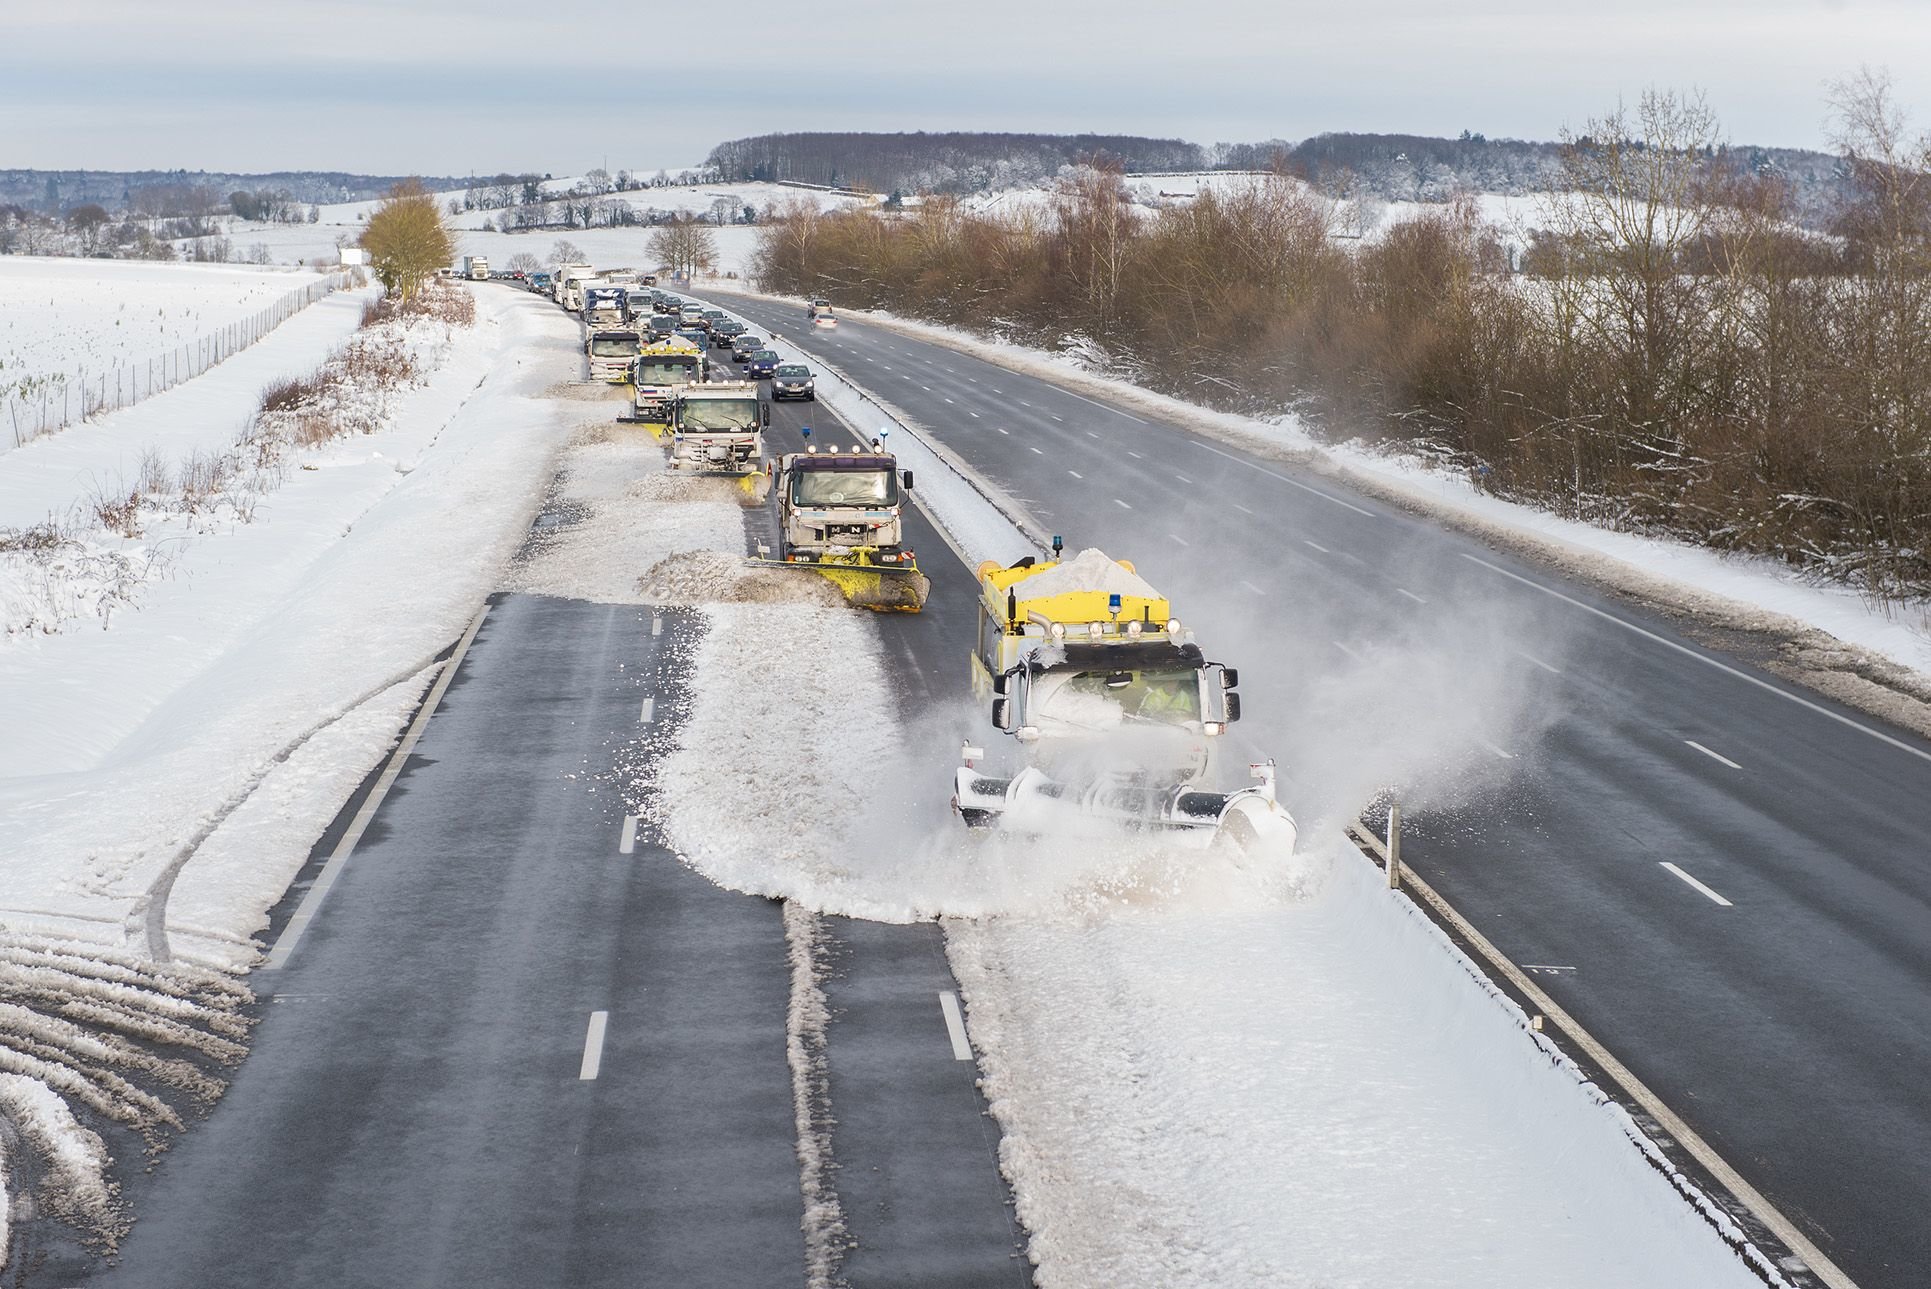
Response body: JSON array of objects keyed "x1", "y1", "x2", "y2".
[{"x1": 718, "y1": 292, "x2": 1931, "y2": 1289}]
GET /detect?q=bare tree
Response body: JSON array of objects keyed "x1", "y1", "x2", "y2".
[
  {"x1": 548, "y1": 239, "x2": 585, "y2": 266},
  {"x1": 648, "y1": 217, "x2": 718, "y2": 279}
]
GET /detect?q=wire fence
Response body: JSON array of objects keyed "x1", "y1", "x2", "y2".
[{"x1": 3, "y1": 274, "x2": 351, "y2": 451}]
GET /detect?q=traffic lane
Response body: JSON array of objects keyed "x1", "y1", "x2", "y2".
[
  {"x1": 94, "y1": 598, "x2": 806, "y2": 1289},
  {"x1": 738, "y1": 300, "x2": 1931, "y2": 1275},
  {"x1": 750, "y1": 378, "x2": 1031, "y2": 1285},
  {"x1": 1406, "y1": 721, "x2": 1931, "y2": 1277}
]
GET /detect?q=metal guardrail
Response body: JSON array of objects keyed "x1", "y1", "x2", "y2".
[{"x1": 1346, "y1": 803, "x2": 1853, "y2": 1289}]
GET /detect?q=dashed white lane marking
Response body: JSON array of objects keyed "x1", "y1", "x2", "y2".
[
  {"x1": 1051, "y1": 414, "x2": 1064, "y2": 422},
  {"x1": 1303, "y1": 539, "x2": 1330, "y2": 554},
  {"x1": 943, "y1": 397, "x2": 955, "y2": 404},
  {"x1": 1175, "y1": 473, "x2": 1194, "y2": 484},
  {"x1": 1661, "y1": 861, "x2": 1734, "y2": 907},
  {"x1": 996, "y1": 426, "x2": 1010, "y2": 434},
  {"x1": 580, "y1": 1011, "x2": 610, "y2": 1080},
  {"x1": 1113, "y1": 497, "x2": 1132, "y2": 509},
  {"x1": 619, "y1": 815, "x2": 638, "y2": 855},
  {"x1": 1190, "y1": 440, "x2": 1377, "y2": 517},
  {"x1": 1232, "y1": 502, "x2": 1254, "y2": 515},
  {"x1": 1333, "y1": 640, "x2": 1362, "y2": 659},
  {"x1": 1397, "y1": 588, "x2": 1428, "y2": 604},
  {"x1": 1460, "y1": 552, "x2": 1931, "y2": 768},
  {"x1": 1060, "y1": 387, "x2": 1150, "y2": 424},
  {"x1": 1170, "y1": 533, "x2": 1190, "y2": 546},
  {"x1": 968, "y1": 410, "x2": 980, "y2": 418},
  {"x1": 651, "y1": 615, "x2": 663, "y2": 637},
  {"x1": 862, "y1": 355, "x2": 875, "y2": 362},
  {"x1": 1685, "y1": 740, "x2": 1743, "y2": 770},
  {"x1": 1068, "y1": 469, "x2": 1083, "y2": 479},
  {"x1": 1516, "y1": 650, "x2": 1562, "y2": 675},
  {"x1": 1242, "y1": 579, "x2": 1265, "y2": 594},
  {"x1": 938, "y1": 992, "x2": 973, "y2": 1060},
  {"x1": 1030, "y1": 446, "x2": 1045, "y2": 455},
  {"x1": 918, "y1": 383, "x2": 928, "y2": 389},
  {"x1": 639, "y1": 697, "x2": 656, "y2": 723},
  {"x1": 1084, "y1": 430, "x2": 1099, "y2": 439},
  {"x1": 1480, "y1": 740, "x2": 1517, "y2": 760},
  {"x1": 1127, "y1": 450, "x2": 1143, "y2": 459}
]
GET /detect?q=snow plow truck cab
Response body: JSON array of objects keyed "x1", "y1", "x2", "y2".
[
  {"x1": 953, "y1": 542, "x2": 1294, "y2": 853},
  {"x1": 748, "y1": 430, "x2": 929, "y2": 612}
]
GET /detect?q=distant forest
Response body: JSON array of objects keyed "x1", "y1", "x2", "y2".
[
  {"x1": 707, "y1": 130, "x2": 1852, "y2": 222},
  {"x1": 0, "y1": 170, "x2": 468, "y2": 215},
  {"x1": 705, "y1": 132, "x2": 1204, "y2": 195}
]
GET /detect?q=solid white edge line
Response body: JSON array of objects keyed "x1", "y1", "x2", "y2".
[
  {"x1": 1685, "y1": 740, "x2": 1743, "y2": 770},
  {"x1": 1304, "y1": 539, "x2": 1330, "y2": 554},
  {"x1": 262, "y1": 604, "x2": 491, "y2": 971},
  {"x1": 938, "y1": 991, "x2": 972, "y2": 1060},
  {"x1": 1397, "y1": 588, "x2": 1428, "y2": 604},
  {"x1": 1660, "y1": 861, "x2": 1735, "y2": 907},
  {"x1": 1057, "y1": 385, "x2": 1150, "y2": 424},
  {"x1": 619, "y1": 815, "x2": 639, "y2": 855},
  {"x1": 1189, "y1": 439, "x2": 1377, "y2": 517},
  {"x1": 579, "y1": 1010, "x2": 610, "y2": 1080},
  {"x1": 1460, "y1": 552, "x2": 1931, "y2": 767}
]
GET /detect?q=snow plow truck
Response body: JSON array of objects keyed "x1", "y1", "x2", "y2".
[
  {"x1": 748, "y1": 429, "x2": 928, "y2": 612},
  {"x1": 618, "y1": 337, "x2": 707, "y2": 432},
  {"x1": 952, "y1": 542, "x2": 1295, "y2": 853}
]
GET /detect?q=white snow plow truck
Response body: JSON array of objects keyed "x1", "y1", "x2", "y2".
[
  {"x1": 665, "y1": 381, "x2": 768, "y2": 484},
  {"x1": 952, "y1": 541, "x2": 1295, "y2": 853},
  {"x1": 748, "y1": 429, "x2": 928, "y2": 612}
]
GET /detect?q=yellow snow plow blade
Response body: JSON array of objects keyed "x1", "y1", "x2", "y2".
[
  {"x1": 738, "y1": 472, "x2": 772, "y2": 505},
  {"x1": 746, "y1": 555, "x2": 930, "y2": 612}
]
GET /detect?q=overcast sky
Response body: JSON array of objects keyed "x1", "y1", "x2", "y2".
[{"x1": 6, "y1": 0, "x2": 1931, "y2": 175}]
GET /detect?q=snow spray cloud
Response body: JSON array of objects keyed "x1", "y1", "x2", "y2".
[{"x1": 1183, "y1": 532, "x2": 1577, "y2": 845}]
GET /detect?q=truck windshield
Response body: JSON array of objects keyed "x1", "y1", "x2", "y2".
[
  {"x1": 793, "y1": 469, "x2": 894, "y2": 506},
  {"x1": 681, "y1": 397, "x2": 760, "y2": 431},
  {"x1": 1038, "y1": 667, "x2": 1201, "y2": 731},
  {"x1": 591, "y1": 337, "x2": 639, "y2": 356},
  {"x1": 635, "y1": 359, "x2": 696, "y2": 384}
]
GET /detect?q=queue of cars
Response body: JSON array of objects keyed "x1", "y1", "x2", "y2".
[{"x1": 491, "y1": 261, "x2": 816, "y2": 393}]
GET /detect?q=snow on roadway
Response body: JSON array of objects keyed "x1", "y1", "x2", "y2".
[{"x1": 508, "y1": 297, "x2": 1782, "y2": 1285}]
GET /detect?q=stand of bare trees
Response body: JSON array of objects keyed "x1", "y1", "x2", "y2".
[
  {"x1": 648, "y1": 218, "x2": 718, "y2": 279},
  {"x1": 756, "y1": 84, "x2": 1931, "y2": 599}
]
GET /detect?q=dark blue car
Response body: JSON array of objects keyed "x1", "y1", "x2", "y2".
[{"x1": 744, "y1": 349, "x2": 780, "y2": 379}]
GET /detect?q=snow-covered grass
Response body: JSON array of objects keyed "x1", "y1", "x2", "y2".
[
  {"x1": 0, "y1": 284, "x2": 580, "y2": 966},
  {"x1": 0, "y1": 259, "x2": 333, "y2": 448}
]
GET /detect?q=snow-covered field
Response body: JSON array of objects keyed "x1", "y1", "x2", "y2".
[
  {"x1": 0, "y1": 259, "x2": 332, "y2": 446},
  {"x1": 0, "y1": 284, "x2": 580, "y2": 963},
  {"x1": 207, "y1": 177, "x2": 857, "y2": 275}
]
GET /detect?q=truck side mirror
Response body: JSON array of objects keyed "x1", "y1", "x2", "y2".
[
  {"x1": 991, "y1": 697, "x2": 1012, "y2": 731},
  {"x1": 901, "y1": 470, "x2": 914, "y2": 491},
  {"x1": 1220, "y1": 667, "x2": 1239, "y2": 690},
  {"x1": 1224, "y1": 693, "x2": 1242, "y2": 723},
  {"x1": 991, "y1": 671, "x2": 1008, "y2": 696}
]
